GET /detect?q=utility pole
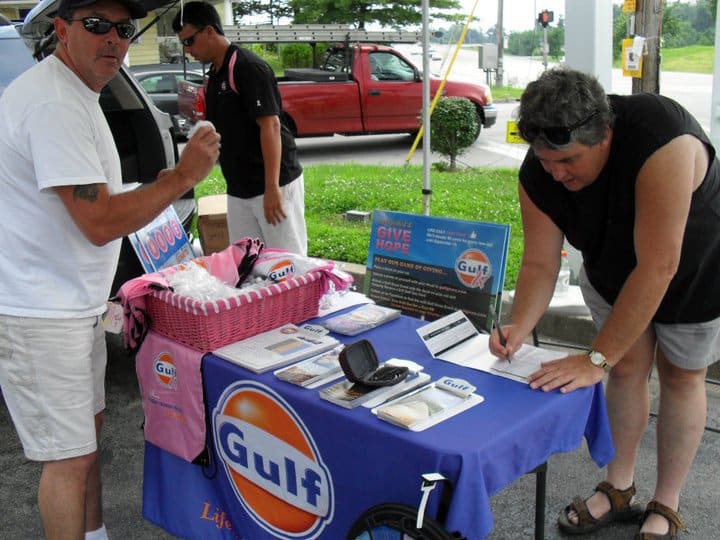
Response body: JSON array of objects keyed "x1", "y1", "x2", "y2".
[
  {"x1": 632, "y1": 0, "x2": 663, "y2": 94},
  {"x1": 496, "y1": 0, "x2": 504, "y2": 87}
]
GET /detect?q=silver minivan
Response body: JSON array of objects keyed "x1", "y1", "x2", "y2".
[{"x1": 3, "y1": 0, "x2": 195, "y2": 294}]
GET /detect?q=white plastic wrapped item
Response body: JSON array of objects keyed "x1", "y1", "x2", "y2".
[{"x1": 166, "y1": 263, "x2": 238, "y2": 301}]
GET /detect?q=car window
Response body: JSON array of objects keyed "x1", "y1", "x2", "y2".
[
  {"x1": 370, "y1": 52, "x2": 416, "y2": 82},
  {"x1": 138, "y1": 74, "x2": 172, "y2": 94},
  {"x1": 0, "y1": 31, "x2": 36, "y2": 96},
  {"x1": 182, "y1": 73, "x2": 205, "y2": 85}
]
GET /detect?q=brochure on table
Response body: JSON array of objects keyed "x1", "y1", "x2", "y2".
[
  {"x1": 319, "y1": 368, "x2": 431, "y2": 409},
  {"x1": 213, "y1": 323, "x2": 340, "y2": 374},
  {"x1": 320, "y1": 303, "x2": 401, "y2": 336},
  {"x1": 274, "y1": 345, "x2": 345, "y2": 389},
  {"x1": 372, "y1": 376, "x2": 484, "y2": 432},
  {"x1": 128, "y1": 205, "x2": 195, "y2": 273},
  {"x1": 365, "y1": 211, "x2": 510, "y2": 332},
  {"x1": 417, "y1": 310, "x2": 566, "y2": 383}
]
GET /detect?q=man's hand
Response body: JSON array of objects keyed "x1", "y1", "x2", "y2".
[
  {"x1": 174, "y1": 125, "x2": 220, "y2": 188},
  {"x1": 263, "y1": 185, "x2": 287, "y2": 225},
  {"x1": 527, "y1": 353, "x2": 605, "y2": 393}
]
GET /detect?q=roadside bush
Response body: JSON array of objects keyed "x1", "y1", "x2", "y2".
[
  {"x1": 281, "y1": 44, "x2": 313, "y2": 69},
  {"x1": 430, "y1": 97, "x2": 478, "y2": 171}
]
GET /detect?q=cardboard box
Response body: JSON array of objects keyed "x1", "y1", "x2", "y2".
[{"x1": 197, "y1": 194, "x2": 229, "y2": 255}]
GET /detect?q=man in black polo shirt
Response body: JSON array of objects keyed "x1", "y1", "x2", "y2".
[{"x1": 173, "y1": 2, "x2": 307, "y2": 254}]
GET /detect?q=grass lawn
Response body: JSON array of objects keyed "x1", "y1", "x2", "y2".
[{"x1": 193, "y1": 164, "x2": 524, "y2": 290}]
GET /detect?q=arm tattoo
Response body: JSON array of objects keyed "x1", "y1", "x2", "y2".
[{"x1": 73, "y1": 184, "x2": 100, "y2": 202}]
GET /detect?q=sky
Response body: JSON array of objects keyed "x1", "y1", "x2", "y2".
[{"x1": 459, "y1": 0, "x2": 566, "y2": 33}]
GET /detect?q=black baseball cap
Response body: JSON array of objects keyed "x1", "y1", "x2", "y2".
[{"x1": 58, "y1": 0, "x2": 148, "y2": 19}]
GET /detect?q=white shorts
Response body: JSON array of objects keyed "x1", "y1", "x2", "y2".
[
  {"x1": 0, "y1": 314, "x2": 106, "y2": 461},
  {"x1": 578, "y1": 268, "x2": 720, "y2": 370},
  {"x1": 226, "y1": 174, "x2": 308, "y2": 255}
]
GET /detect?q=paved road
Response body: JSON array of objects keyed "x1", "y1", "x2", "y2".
[{"x1": 294, "y1": 50, "x2": 712, "y2": 169}]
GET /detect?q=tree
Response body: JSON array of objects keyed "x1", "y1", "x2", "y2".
[
  {"x1": 430, "y1": 97, "x2": 478, "y2": 172},
  {"x1": 233, "y1": 0, "x2": 293, "y2": 24},
  {"x1": 288, "y1": 0, "x2": 463, "y2": 28}
]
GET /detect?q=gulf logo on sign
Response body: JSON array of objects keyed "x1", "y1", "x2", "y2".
[
  {"x1": 455, "y1": 249, "x2": 492, "y2": 289},
  {"x1": 268, "y1": 259, "x2": 295, "y2": 282},
  {"x1": 153, "y1": 352, "x2": 177, "y2": 389},
  {"x1": 213, "y1": 381, "x2": 334, "y2": 539}
]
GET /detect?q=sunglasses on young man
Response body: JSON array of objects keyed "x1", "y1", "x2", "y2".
[
  {"x1": 519, "y1": 110, "x2": 599, "y2": 146},
  {"x1": 65, "y1": 17, "x2": 137, "y2": 40},
  {"x1": 180, "y1": 26, "x2": 206, "y2": 47}
]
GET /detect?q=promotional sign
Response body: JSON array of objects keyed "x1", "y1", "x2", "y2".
[
  {"x1": 128, "y1": 205, "x2": 195, "y2": 273},
  {"x1": 365, "y1": 211, "x2": 510, "y2": 331}
]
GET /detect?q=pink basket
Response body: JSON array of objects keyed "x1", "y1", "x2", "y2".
[{"x1": 145, "y1": 271, "x2": 328, "y2": 352}]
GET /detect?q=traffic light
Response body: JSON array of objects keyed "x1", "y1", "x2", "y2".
[{"x1": 538, "y1": 10, "x2": 554, "y2": 28}]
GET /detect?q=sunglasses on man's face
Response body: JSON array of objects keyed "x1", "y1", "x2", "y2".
[
  {"x1": 520, "y1": 110, "x2": 599, "y2": 146},
  {"x1": 180, "y1": 27, "x2": 206, "y2": 47},
  {"x1": 65, "y1": 17, "x2": 137, "y2": 40}
]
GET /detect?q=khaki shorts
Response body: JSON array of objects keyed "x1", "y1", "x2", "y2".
[
  {"x1": 578, "y1": 268, "x2": 720, "y2": 370},
  {"x1": 0, "y1": 314, "x2": 106, "y2": 461},
  {"x1": 226, "y1": 174, "x2": 308, "y2": 255}
]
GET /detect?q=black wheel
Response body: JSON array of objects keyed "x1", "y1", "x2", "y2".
[{"x1": 346, "y1": 503, "x2": 455, "y2": 540}]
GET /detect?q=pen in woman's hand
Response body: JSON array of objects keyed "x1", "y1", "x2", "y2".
[
  {"x1": 495, "y1": 322, "x2": 511, "y2": 363},
  {"x1": 488, "y1": 305, "x2": 511, "y2": 363}
]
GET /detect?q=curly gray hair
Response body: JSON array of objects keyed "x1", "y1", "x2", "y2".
[{"x1": 517, "y1": 66, "x2": 614, "y2": 149}]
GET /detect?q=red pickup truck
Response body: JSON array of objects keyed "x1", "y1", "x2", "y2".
[{"x1": 178, "y1": 43, "x2": 497, "y2": 139}]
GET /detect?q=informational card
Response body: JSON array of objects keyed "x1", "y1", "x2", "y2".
[
  {"x1": 365, "y1": 211, "x2": 510, "y2": 332},
  {"x1": 128, "y1": 205, "x2": 195, "y2": 273}
]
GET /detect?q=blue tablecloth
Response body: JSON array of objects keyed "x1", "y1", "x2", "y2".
[{"x1": 142, "y1": 314, "x2": 613, "y2": 540}]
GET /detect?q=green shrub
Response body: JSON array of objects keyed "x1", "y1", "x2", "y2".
[
  {"x1": 281, "y1": 44, "x2": 313, "y2": 69},
  {"x1": 430, "y1": 97, "x2": 478, "y2": 171}
]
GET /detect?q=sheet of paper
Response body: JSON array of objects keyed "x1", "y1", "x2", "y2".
[{"x1": 417, "y1": 310, "x2": 568, "y2": 383}]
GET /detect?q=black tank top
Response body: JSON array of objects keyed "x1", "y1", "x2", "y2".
[{"x1": 520, "y1": 93, "x2": 720, "y2": 323}]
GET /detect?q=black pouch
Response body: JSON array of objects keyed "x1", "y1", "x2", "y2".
[{"x1": 339, "y1": 339, "x2": 409, "y2": 387}]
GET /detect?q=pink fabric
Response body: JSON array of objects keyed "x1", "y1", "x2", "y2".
[{"x1": 136, "y1": 330, "x2": 206, "y2": 463}]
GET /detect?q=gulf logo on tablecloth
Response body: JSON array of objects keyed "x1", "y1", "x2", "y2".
[
  {"x1": 213, "y1": 381, "x2": 334, "y2": 539},
  {"x1": 153, "y1": 352, "x2": 176, "y2": 389},
  {"x1": 455, "y1": 249, "x2": 492, "y2": 289},
  {"x1": 268, "y1": 259, "x2": 295, "y2": 282}
]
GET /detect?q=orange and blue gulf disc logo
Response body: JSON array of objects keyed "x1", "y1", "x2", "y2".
[
  {"x1": 268, "y1": 259, "x2": 295, "y2": 282},
  {"x1": 455, "y1": 249, "x2": 492, "y2": 289},
  {"x1": 153, "y1": 352, "x2": 176, "y2": 388},
  {"x1": 212, "y1": 381, "x2": 334, "y2": 539}
]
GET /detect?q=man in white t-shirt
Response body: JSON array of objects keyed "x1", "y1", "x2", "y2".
[{"x1": 0, "y1": 0, "x2": 220, "y2": 538}]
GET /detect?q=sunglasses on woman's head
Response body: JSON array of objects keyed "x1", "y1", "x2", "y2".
[
  {"x1": 65, "y1": 17, "x2": 137, "y2": 40},
  {"x1": 520, "y1": 110, "x2": 599, "y2": 146}
]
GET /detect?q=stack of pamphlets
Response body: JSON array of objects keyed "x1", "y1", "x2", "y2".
[
  {"x1": 213, "y1": 323, "x2": 340, "y2": 374},
  {"x1": 320, "y1": 303, "x2": 401, "y2": 336},
  {"x1": 373, "y1": 376, "x2": 484, "y2": 432},
  {"x1": 319, "y1": 368, "x2": 430, "y2": 409},
  {"x1": 274, "y1": 346, "x2": 345, "y2": 388}
]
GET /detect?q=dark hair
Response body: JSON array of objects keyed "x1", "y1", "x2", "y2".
[
  {"x1": 517, "y1": 66, "x2": 613, "y2": 149},
  {"x1": 171, "y1": 1, "x2": 223, "y2": 35}
]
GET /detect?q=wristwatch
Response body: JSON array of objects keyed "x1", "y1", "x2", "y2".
[{"x1": 587, "y1": 350, "x2": 612, "y2": 373}]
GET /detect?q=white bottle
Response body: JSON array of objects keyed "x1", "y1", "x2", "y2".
[{"x1": 554, "y1": 250, "x2": 570, "y2": 297}]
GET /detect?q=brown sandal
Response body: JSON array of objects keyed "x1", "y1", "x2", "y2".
[
  {"x1": 634, "y1": 501, "x2": 686, "y2": 539},
  {"x1": 557, "y1": 480, "x2": 643, "y2": 535}
]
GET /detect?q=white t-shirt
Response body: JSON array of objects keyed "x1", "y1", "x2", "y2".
[{"x1": 0, "y1": 56, "x2": 122, "y2": 317}]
